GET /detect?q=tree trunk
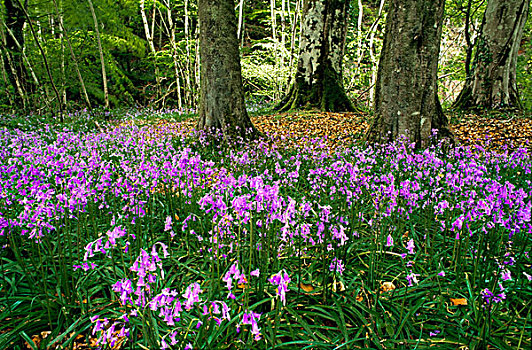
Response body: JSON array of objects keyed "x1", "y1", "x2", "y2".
[
  {"x1": 2, "y1": 0, "x2": 29, "y2": 108},
  {"x1": 87, "y1": 0, "x2": 109, "y2": 109},
  {"x1": 162, "y1": 0, "x2": 183, "y2": 110},
  {"x1": 463, "y1": 0, "x2": 473, "y2": 77},
  {"x1": 454, "y1": 0, "x2": 530, "y2": 111},
  {"x1": 52, "y1": 0, "x2": 92, "y2": 110},
  {"x1": 368, "y1": 0, "x2": 385, "y2": 104},
  {"x1": 58, "y1": 7, "x2": 67, "y2": 108},
  {"x1": 277, "y1": 0, "x2": 354, "y2": 112},
  {"x1": 237, "y1": 0, "x2": 244, "y2": 40},
  {"x1": 0, "y1": 46, "x2": 16, "y2": 108},
  {"x1": 288, "y1": 0, "x2": 301, "y2": 76},
  {"x1": 2, "y1": 16, "x2": 40, "y2": 89},
  {"x1": 184, "y1": 0, "x2": 192, "y2": 107},
  {"x1": 140, "y1": 0, "x2": 162, "y2": 105},
  {"x1": 365, "y1": 0, "x2": 451, "y2": 149},
  {"x1": 18, "y1": 0, "x2": 63, "y2": 119},
  {"x1": 197, "y1": 0, "x2": 258, "y2": 141}
]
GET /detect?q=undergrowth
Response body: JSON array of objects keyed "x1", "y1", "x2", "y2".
[{"x1": 0, "y1": 111, "x2": 531, "y2": 349}]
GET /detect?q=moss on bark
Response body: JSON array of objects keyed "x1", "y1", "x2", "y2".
[
  {"x1": 453, "y1": 0, "x2": 529, "y2": 111},
  {"x1": 277, "y1": 0, "x2": 355, "y2": 113},
  {"x1": 365, "y1": 0, "x2": 452, "y2": 148}
]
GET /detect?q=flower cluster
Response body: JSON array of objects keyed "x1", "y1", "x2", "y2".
[
  {"x1": 481, "y1": 283, "x2": 507, "y2": 305},
  {"x1": 240, "y1": 310, "x2": 262, "y2": 341},
  {"x1": 269, "y1": 270, "x2": 291, "y2": 306},
  {"x1": 2, "y1": 116, "x2": 531, "y2": 348},
  {"x1": 329, "y1": 257, "x2": 345, "y2": 275},
  {"x1": 222, "y1": 262, "x2": 248, "y2": 299},
  {"x1": 92, "y1": 243, "x2": 228, "y2": 349}
]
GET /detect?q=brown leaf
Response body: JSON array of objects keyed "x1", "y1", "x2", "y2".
[
  {"x1": 299, "y1": 283, "x2": 315, "y2": 293},
  {"x1": 450, "y1": 297, "x2": 467, "y2": 306}
]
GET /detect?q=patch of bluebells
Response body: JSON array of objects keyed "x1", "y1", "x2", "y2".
[
  {"x1": 74, "y1": 224, "x2": 130, "y2": 271},
  {"x1": 92, "y1": 243, "x2": 231, "y2": 348},
  {"x1": 223, "y1": 261, "x2": 248, "y2": 300},
  {"x1": 481, "y1": 283, "x2": 507, "y2": 305},
  {"x1": 0, "y1": 123, "x2": 217, "y2": 244},
  {"x1": 1, "y1": 119, "x2": 531, "y2": 347}
]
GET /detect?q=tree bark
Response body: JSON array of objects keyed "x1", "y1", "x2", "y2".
[
  {"x1": 454, "y1": 0, "x2": 530, "y2": 111},
  {"x1": 162, "y1": 0, "x2": 183, "y2": 110},
  {"x1": 197, "y1": 0, "x2": 258, "y2": 141},
  {"x1": 58, "y1": 7, "x2": 67, "y2": 108},
  {"x1": 2, "y1": 0, "x2": 29, "y2": 108},
  {"x1": 87, "y1": 0, "x2": 109, "y2": 109},
  {"x1": 237, "y1": 0, "x2": 244, "y2": 40},
  {"x1": 277, "y1": 0, "x2": 354, "y2": 112},
  {"x1": 184, "y1": 0, "x2": 193, "y2": 107},
  {"x1": 140, "y1": 0, "x2": 162, "y2": 105},
  {"x1": 0, "y1": 46, "x2": 14, "y2": 107},
  {"x1": 52, "y1": 0, "x2": 92, "y2": 110},
  {"x1": 2, "y1": 19, "x2": 40, "y2": 87},
  {"x1": 17, "y1": 0, "x2": 63, "y2": 119},
  {"x1": 365, "y1": 0, "x2": 451, "y2": 148},
  {"x1": 368, "y1": 0, "x2": 385, "y2": 104}
]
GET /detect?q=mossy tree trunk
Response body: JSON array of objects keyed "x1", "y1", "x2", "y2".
[
  {"x1": 366, "y1": 0, "x2": 451, "y2": 149},
  {"x1": 277, "y1": 0, "x2": 354, "y2": 112},
  {"x1": 197, "y1": 0, "x2": 258, "y2": 142},
  {"x1": 454, "y1": 0, "x2": 530, "y2": 111}
]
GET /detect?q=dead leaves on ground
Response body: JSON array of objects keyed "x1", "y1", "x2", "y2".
[
  {"x1": 120, "y1": 110, "x2": 531, "y2": 152},
  {"x1": 381, "y1": 281, "x2": 396, "y2": 293},
  {"x1": 451, "y1": 114, "x2": 532, "y2": 150},
  {"x1": 23, "y1": 331, "x2": 93, "y2": 350},
  {"x1": 252, "y1": 111, "x2": 370, "y2": 149},
  {"x1": 252, "y1": 111, "x2": 531, "y2": 151}
]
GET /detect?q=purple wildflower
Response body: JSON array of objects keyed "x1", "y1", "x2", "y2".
[
  {"x1": 242, "y1": 310, "x2": 262, "y2": 340},
  {"x1": 164, "y1": 216, "x2": 172, "y2": 231},
  {"x1": 523, "y1": 272, "x2": 532, "y2": 281},
  {"x1": 182, "y1": 282, "x2": 202, "y2": 310},
  {"x1": 329, "y1": 257, "x2": 345, "y2": 275},
  {"x1": 406, "y1": 239, "x2": 415, "y2": 255},
  {"x1": 406, "y1": 271, "x2": 420, "y2": 286},
  {"x1": 269, "y1": 270, "x2": 291, "y2": 306},
  {"x1": 386, "y1": 234, "x2": 394, "y2": 247},
  {"x1": 500, "y1": 270, "x2": 512, "y2": 281}
]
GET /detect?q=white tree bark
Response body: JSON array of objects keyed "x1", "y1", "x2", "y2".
[
  {"x1": 163, "y1": 0, "x2": 183, "y2": 110},
  {"x1": 140, "y1": 0, "x2": 161, "y2": 103}
]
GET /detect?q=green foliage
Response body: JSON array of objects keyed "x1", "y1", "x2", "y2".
[
  {"x1": 241, "y1": 38, "x2": 293, "y2": 102},
  {"x1": 0, "y1": 0, "x2": 529, "y2": 113},
  {"x1": 342, "y1": 0, "x2": 386, "y2": 108},
  {"x1": 517, "y1": 21, "x2": 532, "y2": 113}
]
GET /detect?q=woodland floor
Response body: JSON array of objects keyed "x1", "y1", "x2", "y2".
[
  {"x1": 10, "y1": 110, "x2": 532, "y2": 350},
  {"x1": 173, "y1": 111, "x2": 532, "y2": 151}
]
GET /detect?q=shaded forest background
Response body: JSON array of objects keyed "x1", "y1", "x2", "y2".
[{"x1": 0, "y1": 0, "x2": 531, "y2": 115}]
